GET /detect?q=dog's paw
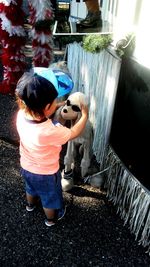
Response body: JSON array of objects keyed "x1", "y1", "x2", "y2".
[
  {"x1": 61, "y1": 177, "x2": 74, "y2": 192},
  {"x1": 61, "y1": 170, "x2": 74, "y2": 192}
]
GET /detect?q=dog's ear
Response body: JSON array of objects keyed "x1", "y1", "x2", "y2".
[
  {"x1": 75, "y1": 111, "x2": 82, "y2": 124},
  {"x1": 53, "y1": 107, "x2": 66, "y2": 125}
]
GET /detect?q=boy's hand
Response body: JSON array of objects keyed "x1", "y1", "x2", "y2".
[{"x1": 81, "y1": 104, "x2": 88, "y2": 118}]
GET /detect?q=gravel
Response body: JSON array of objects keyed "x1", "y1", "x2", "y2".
[{"x1": 0, "y1": 93, "x2": 150, "y2": 267}]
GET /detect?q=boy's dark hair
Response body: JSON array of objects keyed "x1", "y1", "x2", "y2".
[{"x1": 16, "y1": 72, "x2": 58, "y2": 117}]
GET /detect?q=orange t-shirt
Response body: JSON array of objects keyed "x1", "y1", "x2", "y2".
[{"x1": 16, "y1": 110, "x2": 71, "y2": 175}]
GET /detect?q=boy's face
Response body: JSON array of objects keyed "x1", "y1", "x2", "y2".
[{"x1": 43, "y1": 99, "x2": 57, "y2": 118}]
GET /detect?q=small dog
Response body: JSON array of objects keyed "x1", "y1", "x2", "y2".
[{"x1": 54, "y1": 92, "x2": 93, "y2": 191}]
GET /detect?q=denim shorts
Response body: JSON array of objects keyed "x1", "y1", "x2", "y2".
[{"x1": 21, "y1": 168, "x2": 64, "y2": 209}]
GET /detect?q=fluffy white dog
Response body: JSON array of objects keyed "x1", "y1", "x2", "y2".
[{"x1": 54, "y1": 92, "x2": 93, "y2": 191}]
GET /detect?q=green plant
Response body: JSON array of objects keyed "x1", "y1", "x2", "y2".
[{"x1": 83, "y1": 34, "x2": 112, "y2": 53}]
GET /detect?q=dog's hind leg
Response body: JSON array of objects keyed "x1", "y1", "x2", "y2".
[
  {"x1": 64, "y1": 141, "x2": 74, "y2": 172},
  {"x1": 62, "y1": 141, "x2": 75, "y2": 191},
  {"x1": 80, "y1": 143, "x2": 91, "y2": 177}
]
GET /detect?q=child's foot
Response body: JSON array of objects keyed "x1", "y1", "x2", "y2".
[
  {"x1": 26, "y1": 203, "x2": 36, "y2": 212},
  {"x1": 44, "y1": 218, "x2": 56, "y2": 227},
  {"x1": 44, "y1": 206, "x2": 66, "y2": 227}
]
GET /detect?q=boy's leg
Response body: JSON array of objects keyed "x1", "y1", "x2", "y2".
[
  {"x1": 40, "y1": 171, "x2": 65, "y2": 226},
  {"x1": 26, "y1": 192, "x2": 38, "y2": 211},
  {"x1": 26, "y1": 192, "x2": 37, "y2": 204},
  {"x1": 43, "y1": 207, "x2": 55, "y2": 219},
  {"x1": 43, "y1": 207, "x2": 56, "y2": 226},
  {"x1": 43, "y1": 206, "x2": 66, "y2": 226}
]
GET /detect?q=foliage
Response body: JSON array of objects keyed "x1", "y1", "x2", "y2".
[{"x1": 82, "y1": 34, "x2": 112, "y2": 53}]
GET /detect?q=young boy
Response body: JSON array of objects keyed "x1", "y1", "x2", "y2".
[{"x1": 15, "y1": 69, "x2": 88, "y2": 227}]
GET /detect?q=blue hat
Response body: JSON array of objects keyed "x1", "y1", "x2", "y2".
[{"x1": 33, "y1": 67, "x2": 74, "y2": 97}]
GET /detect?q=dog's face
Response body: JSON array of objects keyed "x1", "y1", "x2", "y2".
[
  {"x1": 61, "y1": 99, "x2": 81, "y2": 120},
  {"x1": 60, "y1": 92, "x2": 87, "y2": 121}
]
